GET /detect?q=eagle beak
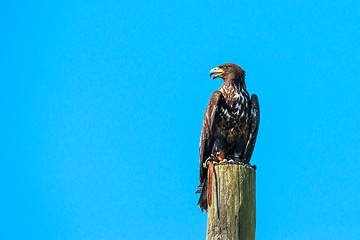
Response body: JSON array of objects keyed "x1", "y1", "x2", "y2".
[{"x1": 210, "y1": 67, "x2": 224, "y2": 79}]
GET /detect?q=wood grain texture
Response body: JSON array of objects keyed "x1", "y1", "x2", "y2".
[{"x1": 206, "y1": 164, "x2": 256, "y2": 240}]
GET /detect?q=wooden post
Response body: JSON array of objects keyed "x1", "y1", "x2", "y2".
[{"x1": 206, "y1": 164, "x2": 256, "y2": 240}]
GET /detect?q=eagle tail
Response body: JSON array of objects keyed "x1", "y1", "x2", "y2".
[
  {"x1": 197, "y1": 180, "x2": 208, "y2": 211},
  {"x1": 197, "y1": 161, "x2": 216, "y2": 212}
]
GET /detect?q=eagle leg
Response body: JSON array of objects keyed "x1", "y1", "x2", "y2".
[
  {"x1": 215, "y1": 151, "x2": 225, "y2": 162},
  {"x1": 211, "y1": 135, "x2": 227, "y2": 163},
  {"x1": 233, "y1": 137, "x2": 247, "y2": 163},
  {"x1": 203, "y1": 152, "x2": 225, "y2": 169}
]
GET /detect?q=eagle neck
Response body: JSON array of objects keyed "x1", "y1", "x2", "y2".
[
  {"x1": 233, "y1": 76, "x2": 246, "y2": 90},
  {"x1": 220, "y1": 79, "x2": 247, "y2": 106},
  {"x1": 221, "y1": 78, "x2": 246, "y2": 93}
]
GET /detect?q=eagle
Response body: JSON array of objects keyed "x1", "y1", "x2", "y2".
[{"x1": 197, "y1": 63, "x2": 260, "y2": 211}]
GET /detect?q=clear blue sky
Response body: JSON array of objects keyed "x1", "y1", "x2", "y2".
[{"x1": 1, "y1": 0, "x2": 360, "y2": 239}]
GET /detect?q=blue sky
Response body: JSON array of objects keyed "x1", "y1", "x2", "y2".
[{"x1": 1, "y1": 0, "x2": 360, "y2": 239}]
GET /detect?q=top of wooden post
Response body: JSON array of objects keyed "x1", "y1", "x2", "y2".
[{"x1": 206, "y1": 163, "x2": 256, "y2": 240}]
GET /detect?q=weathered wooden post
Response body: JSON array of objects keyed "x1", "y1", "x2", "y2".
[{"x1": 206, "y1": 164, "x2": 256, "y2": 240}]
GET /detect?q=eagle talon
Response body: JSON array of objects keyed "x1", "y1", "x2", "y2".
[
  {"x1": 203, "y1": 155, "x2": 217, "y2": 168},
  {"x1": 216, "y1": 159, "x2": 227, "y2": 165}
]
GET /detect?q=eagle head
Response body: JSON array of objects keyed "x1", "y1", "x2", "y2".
[{"x1": 209, "y1": 63, "x2": 245, "y2": 81}]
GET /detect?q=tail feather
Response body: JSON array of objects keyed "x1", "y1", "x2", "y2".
[{"x1": 197, "y1": 178, "x2": 208, "y2": 211}]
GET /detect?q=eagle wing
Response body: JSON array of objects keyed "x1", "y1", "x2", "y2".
[
  {"x1": 199, "y1": 90, "x2": 225, "y2": 183},
  {"x1": 243, "y1": 94, "x2": 260, "y2": 163}
]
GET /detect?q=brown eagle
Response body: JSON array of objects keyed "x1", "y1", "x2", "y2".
[{"x1": 197, "y1": 63, "x2": 260, "y2": 211}]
